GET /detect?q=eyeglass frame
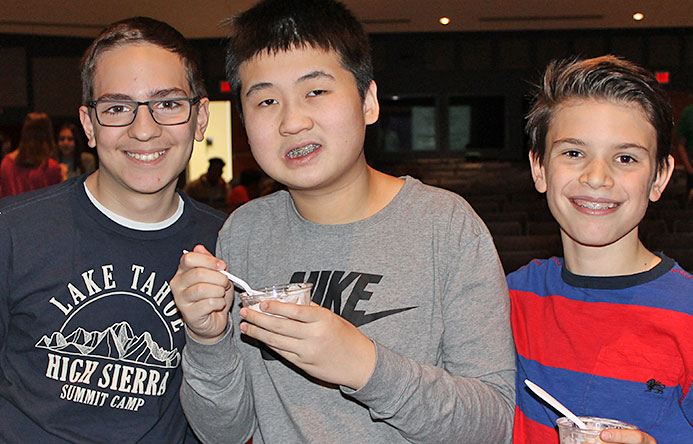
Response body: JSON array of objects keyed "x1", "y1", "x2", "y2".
[{"x1": 86, "y1": 96, "x2": 202, "y2": 127}]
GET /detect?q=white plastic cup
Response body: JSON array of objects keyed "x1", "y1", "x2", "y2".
[
  {"x1": 557, "y1": 416, "x2": 637, "y2": 444},
  {"x1": 239, "y1": 283, "x2": 312, "y2": 317}
]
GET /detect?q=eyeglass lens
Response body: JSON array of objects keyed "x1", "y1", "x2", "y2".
[{"x1": 94, "y1": 99, "x2": 193, "y2": 126}]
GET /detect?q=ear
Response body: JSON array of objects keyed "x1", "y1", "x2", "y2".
[
  {"x1": 529, "y1": 151, "x2": 547, "y2": 193},
  {"x1": 194, "y1": 98, "x2": 211, "y2": 142},
  {"x1": 79, "y1": 106, "x2": 97, "y2": 148},
  {"x1": 649, "y1": 154, "x2": 675, "y2": 202},
  {"x1": 363, "y1": 80, "x2": 379, "y2": 125}
]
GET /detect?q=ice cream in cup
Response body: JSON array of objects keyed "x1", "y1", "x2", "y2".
[
  {"x1": 239, "y1": 283, "x2": 313, "y2": 317},
  {"x1": 557, "y1": 416, "x2": 637, "y2": 444}
]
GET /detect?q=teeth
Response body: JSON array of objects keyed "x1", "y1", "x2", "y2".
[
  {"x1": 573, "y1": 199, "x2": 618, "y2": 210},
  {"x1": 286, "y1": 144, "x2": 319, "y2": 159},
  {"x1": 126, "y1": 150, "x2": 165, "y2": 162}
]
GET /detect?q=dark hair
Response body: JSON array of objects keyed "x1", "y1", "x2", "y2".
[
  {"x1": 208, "y1": 157, "x2": 226, "y2": 168},
  {"x1": 80, "y1": 16, "x2": 206, "y2": 104},
  {"x1": 224, "y1": 0, "x2": 373, "y2": 116},
  {"x1": 526, "y1": 55, "x2": 672, "y2": 170},
  {"x1": 16, "y1": 112, "x2": 56, "y2": 168},
  {"x1": 56, "y1": 123, "x2": 87, "y2": 174}
]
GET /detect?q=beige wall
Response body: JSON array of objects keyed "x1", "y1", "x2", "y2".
[{"x1": 188, "y1": 100, "x2": 233, "y2": 183}]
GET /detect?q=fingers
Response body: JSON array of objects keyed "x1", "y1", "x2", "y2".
[
  {"x1": 237, "y1": 303, "x2": 376, "y2": 389},
  {"x1": 256, "y1": 300, "x2": 316, "y2": 321},
  {"x1": 600, "y1": 429, "x2": 656, "y2": 444},
  {"x1": 239, "y1": 317, "x2": 301, "y2": 355},
  {"x1": 191, "y1": 244, "x2": 211, "y2": 255},
  {"x1": 180, "y1": 267, "x2": 232, "y2": 294},
  {"x1": 171, "y1": 246, "x2": 234, "y2": 343},
  {"x1": 175, "y1": 247, "x2": 232, "y2": 296},
  {"x1": 173, "y1": 280, "x2": 232, "y2": 338},
  {"x1": 239, "y1": 303, "x2": 311, "y2": 338},
  {"x1": 181, "y1": 246, "x2": 228, "y2": 274},
  {"x1": 181, "y1": 279, "x2": 231, "y2": 306},
  {"x1": 238, "y1": 304, "x2": 320, "y2": 356}
]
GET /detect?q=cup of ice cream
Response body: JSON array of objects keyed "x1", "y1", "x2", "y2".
[
  {"x1": 239, "y1": 283, "x2": 313, "y2": 316},
  {"x1": 557, "y1": 416, "x2": 637, "y2": 444}
]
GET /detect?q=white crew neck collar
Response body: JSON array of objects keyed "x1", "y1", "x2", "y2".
[{"x1": 83, "y1": 182, "x2": 184, "y2": 231}]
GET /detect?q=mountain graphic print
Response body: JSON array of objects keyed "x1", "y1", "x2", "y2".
[{"x1": 36, "y1": 321, "x2": 180, "y2": 368}]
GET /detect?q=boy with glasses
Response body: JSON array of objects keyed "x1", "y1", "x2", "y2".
[{"x1": 0, "y1": 17, "x2": 225, "y2": 442}]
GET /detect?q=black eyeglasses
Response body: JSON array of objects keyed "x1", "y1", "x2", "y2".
[{"x1": 87, "y1": 97, "x2": 201, "y2": 127}]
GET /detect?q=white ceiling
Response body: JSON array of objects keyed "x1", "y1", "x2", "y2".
[{"x1": 1, "y1": 0, "x2": 691, "y2": 39}]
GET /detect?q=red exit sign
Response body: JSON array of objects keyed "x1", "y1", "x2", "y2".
[{"x1": 655, "y1": 71, "x2": 669, "y2": 84}]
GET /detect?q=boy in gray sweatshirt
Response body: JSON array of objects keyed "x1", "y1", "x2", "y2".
[{"x1": 171, "y1": 1, "x2": 515, "y2": 442}]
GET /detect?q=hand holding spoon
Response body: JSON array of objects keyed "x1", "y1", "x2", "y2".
[{"x1": 182, "y1": 250, "x2": 263, "y2": 296}]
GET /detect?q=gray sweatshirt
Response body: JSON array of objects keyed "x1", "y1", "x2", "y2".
[{"x1": 181, "y1": 176, "x2": 515, "y2": 443}]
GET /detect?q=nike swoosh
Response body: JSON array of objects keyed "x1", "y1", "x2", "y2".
[
  {"x1": 343, "y1": 306, "x2": 418, "y2": 328},
  {"x1": 258, "y1": 306, "x2": 418, "y2": 361}
]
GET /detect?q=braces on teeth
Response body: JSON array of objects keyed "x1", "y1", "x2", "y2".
[{"x1": 287, "y1": 144, "x2": 318, "y2": 159}]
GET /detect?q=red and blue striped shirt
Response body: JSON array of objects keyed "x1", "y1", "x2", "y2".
[{"x1": 508, "y1": 255, "x2": 693, "y2": 443}]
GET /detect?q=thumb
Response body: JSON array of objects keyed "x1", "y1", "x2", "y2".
[{"x1": 192, "y1": 244, "x2": 213, "y2": 255}]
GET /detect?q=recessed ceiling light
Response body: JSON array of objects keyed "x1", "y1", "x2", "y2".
[
  {"x1": 632, "y1": 12, "x2": 644, "y2": 21},
  {"x1": 439, "y1": 17, "x2": 451, "y2": 25}
]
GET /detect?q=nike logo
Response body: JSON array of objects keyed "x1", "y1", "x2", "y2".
[
  {"x1": 343, "y1": 306, "x2": 417, "y2": 328},
  {"x1": 257, "y1": 270, "x2": 417, "y2": 361}
]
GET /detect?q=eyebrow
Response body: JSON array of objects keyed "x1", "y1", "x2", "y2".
[
  {"x1": 550, "y1": 137, "x2": 585, "y2": 148},
  {"x1": 297, "y1": 70, "x2": 335, "y2": 83},
  {"x1": 245, "y1": 70, "x2": 336, "y2": 97},
  {"x1": 614, "y1": 142, "x2": 650, "y2": 152},
  {"x1": 96, "y1": 88, "x2": 190, "y2": 101},
  {"x1": 551, "y1": 137, "x2": 650, "y2": 152},
  {"x1": 245, "y1": 82, "x2": 273, "y2": 97}
]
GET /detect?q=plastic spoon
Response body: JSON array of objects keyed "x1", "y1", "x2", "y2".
[
  {"x1": 182, "y1": 250, "x2": 263, "y2": 296},
  {"x1": 524, "y1": 379, "x2": 588, "y2": 430}
]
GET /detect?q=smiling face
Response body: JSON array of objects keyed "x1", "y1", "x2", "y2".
[
  {"x1": 531, "y1": 99, "x2": 674, "y2": 250},
  {"x1": 238, "y1": 46, "x2": 378, "y2": 196},
  {"x1": 79, "y1": 43, "x2": 209, "y2": 210},
  {"x1": 57, "y1": 128, "x2": 76, "y2": 157}
]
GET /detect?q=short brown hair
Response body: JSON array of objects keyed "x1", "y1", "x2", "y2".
[
  {"x1": 526, "y1": 55, "x2": 672, "y2": 170},
  {"x1": 80, "y1": 16, "x2": 206, "y2": 104}
]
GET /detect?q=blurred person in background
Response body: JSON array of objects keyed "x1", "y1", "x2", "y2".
[
  {"x1": 0, "y1": 112, "x2": 63, "y2": 198},
  {"x1": 0, "y1": 132, "x2": 12, "y2": 162},
  {"x1": 56, "y1": 122, "x2": 97, "y2": 179},
  {"x1": 226, "y1": 167, "x2": 262, "y2": 212},
  {"x1": 184, "y1": 157, "x2": 229, "y2": 212}
]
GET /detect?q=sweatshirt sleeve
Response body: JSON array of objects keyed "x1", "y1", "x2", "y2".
[
  {"x1": 180, "y1": 323, "x2": 257, "y2": 444},
  {"x1": 342, "y1": 216, "x2": 516, "y2": 443}
]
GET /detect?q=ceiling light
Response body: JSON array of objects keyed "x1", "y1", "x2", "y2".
[
  {"x1": 632, "y1": 12, "x2": 644, "y2": 21},
  {"x1": 439, "y1": 17, "x2": 450, "y2": 25}
]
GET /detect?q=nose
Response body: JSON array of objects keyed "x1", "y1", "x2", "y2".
[
  {"x1": 580, "y1": 157, "x2": 614, "y2": 189},
  {"x1": 278, "y1": 101, "x2": 313, "y2": 135},
  {"x1": 127, "y1": 104, "x2": 162, "y2": 141}
]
